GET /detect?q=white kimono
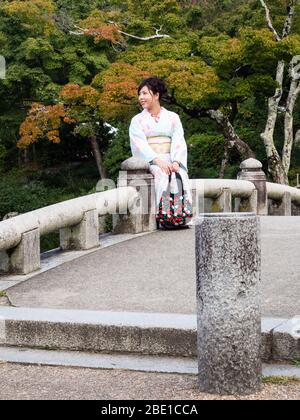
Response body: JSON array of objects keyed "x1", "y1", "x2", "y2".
[{"x1": 129, "y1": 107, "x2": 192, "y2": 211}]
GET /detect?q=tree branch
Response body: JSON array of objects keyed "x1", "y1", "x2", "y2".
[
  {"x1": 164, "y1": 95, "x2": 255, "y2": 160},
  {"x1": 295, "y1": 129, "x2": 300, "y2": 145},
  {"x1": 282, "y1": 1, "x2": 297, "y2": 38},
  {"x1": 107, "y1": 21, "x2": 171, "y2": 40},
  {"x1": 259, "y1": 0, "x2": 281, "y2": 41},
  {"x1": 70, "y1": 22, "x2": 171, "y2": 41}
]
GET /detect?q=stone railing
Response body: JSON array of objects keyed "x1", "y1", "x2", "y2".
[
  {"x1": 1, "y1": 156, "x2": 300, "y2": 276},
  {"x1": 0, "y1": 187, "x2": 138, "y2": 275}
]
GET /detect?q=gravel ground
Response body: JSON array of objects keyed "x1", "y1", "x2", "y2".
[{"x1": 0, "y1": 363, "x2": 299, "y2": 400}]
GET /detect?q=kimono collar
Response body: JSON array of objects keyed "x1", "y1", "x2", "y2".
[{"x1": 143, "y1": 107, "x2": 166, "y2": 122}]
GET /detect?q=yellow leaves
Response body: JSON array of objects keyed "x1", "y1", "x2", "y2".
[
  {"x1": 93, "y1": 25, "x2": 123, "y2": 45},
  {"x1": 18, "y1": 82, "x2": 104, "y2": 148},
  {"x1": 18, "y1": 102, "x2": 65, "y2": 148},
  {"x1": 47, "y1": 130, "x2": 60, "y2": 144},
  {"x1": 78, "y1": 12, "x2": 124, "y2": 45},
  {"x1": 3, "y1": 0, "x2": 57, "y2": 36},
  {"x1": 60, "y1": 84, "x2": 101, "y2": 108},
  {"x1": 96, "y1": 62, "x2": 150, "y2": 120},
  {"x1": 63, "y1": 116, "x2": 76, "y2": 124},
  {"x1": 96, "y1": 57, "x2": 220, "y2": 121},
  {"x1": 197, "y1": 35, "x2": 242, "y2": 66},
  {"x1": 5, "y1": 0, "x2": 56, "y2": 14}
]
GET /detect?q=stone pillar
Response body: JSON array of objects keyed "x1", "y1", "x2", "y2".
[
  {"x1": 0, "y1": 228, "x2": 40, "y2": 275},
  {"x1": 195, "y1": 213, "x2": 262, "y2": 395},
  {"x1": 113, "y1": 157, "x2": 156, "y2": 234},
  {"x1": 235, "y1": 190, "x2": 258, "y2": 214},
  {"x1": 211, "y1": 188, "x2": 232, "y2": 213},
  {"x1": 238, "y1": 158, "x2": 267, "y2": 215},
  {"x1": 98, "y1": 215, "x2": 108, "y2": 234},
  {"x1": 269, "y1": 192, "x2": 292, "y2": 216},
  {"x1": 292, "y1": 202, "x2": 300, "y2": 216},
  {"x1": 60, "y1": 209, "x2": 100, "y2": 250}
]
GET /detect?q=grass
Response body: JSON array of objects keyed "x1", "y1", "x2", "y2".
[
  {"x1": 292, "y1": 360, "x2": 300, "y2": 367},
  {"x1": 263, "y1": 376, "x2": 300, "y2": 385},
  {"x1": 0, "y1": 291, "x2": 7, "y2": 298}
]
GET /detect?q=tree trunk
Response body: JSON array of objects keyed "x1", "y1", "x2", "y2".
[
  {"x1": 89, "y1": 135, "x2": 107, "y2": 179},
  {"x1": 282, "y1": 81, "x2": 300, "y2": 175},
  {"x1": 32, "y1": 144, "x2": 37, "y2": 165},
  {"x1": 24, "y1": 147, "x2": 29, "y2": 164},
  {"x1": 219, "y1": 142, "x2": 229, "y2": 179},
  {"x1": 260, "y1": 61, "x2": 288, "y2": 184},
  {"x1": 206, "y1": 109, "x2": 255, "y2": 160}
]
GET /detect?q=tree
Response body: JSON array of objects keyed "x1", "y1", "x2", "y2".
[
  {"x1": 18, "y1": 84, "x2": 110, "y2": 179},
  {"x1": 259, "y1": 0, "x2": 300, "y2": 184},
  {"x1": 0, "y1": 0, "x2": 110, "y2": 168}
]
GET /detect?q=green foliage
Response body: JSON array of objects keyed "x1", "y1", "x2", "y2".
[
  {"x1": 1, "y1": 0, "x2": 300, "y2": 232},
  {"x1": 103, "y1": 123, "x2": 132, "y2": 183},
  {"x1": 187, "y1": 133, "x2": 226, "y2": 179}
]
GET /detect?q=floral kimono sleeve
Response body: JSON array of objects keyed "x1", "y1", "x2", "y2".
[
  {"x1": 170, "y1": 114, "x2": 188, "y2": 172},
  {"x1": 129, "y1": 116, "x2": 158, "y2": 163}
]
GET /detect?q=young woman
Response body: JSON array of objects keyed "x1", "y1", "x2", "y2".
[{"x1": 129, "y1": 77, "x2": 193, "y2": 228}]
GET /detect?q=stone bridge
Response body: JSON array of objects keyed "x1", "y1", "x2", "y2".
[{"x1": 0, "y1": 158, "x2": 299, "y2": 374}]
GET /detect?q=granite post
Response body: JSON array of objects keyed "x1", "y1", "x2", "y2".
[
  {"x1": 195, "y1": 213, "x2": 262, "y2": 395},
  {"x1": 113, "y1": 157, "x2": 156, "y2": 234},
  {"x1": 0, "y1": 228, "x2": 40, "y2": 275},
  {"x1": 237, "y1": 158, "x2": 267, "y2": 215}
]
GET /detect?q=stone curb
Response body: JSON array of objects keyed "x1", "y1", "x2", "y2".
[{"x1": 0, "y1": 308, "x2": 299, "y2": 362}]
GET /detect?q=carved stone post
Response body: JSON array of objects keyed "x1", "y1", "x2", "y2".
[
  {"x1": 0, "y1": 228, "x2": 40, "y2": 275},
  {"x1": 113, "y1": 157, "x2": 156, "y2": 234},
  {"x1": 237, "y1": 159, "x2": 267, "y2": 215},
  {"x1": 60, "y1": 209, "x2": 100, "y2": 250},
  {"x1": 196, "y1": 213, "x2": 262, "y2": 395}
]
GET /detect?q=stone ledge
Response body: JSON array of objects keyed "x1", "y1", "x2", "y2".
[
  {"x1": 0, "y1": 346, "x2": 299, "y2": 378},
  {"x1": 272, "y1": 317, "x2": 300, "y2": 361},
  {"x1": 261, "y1": 318, "x2": 288, "y2": 361},
  {"x1": 0, "y1": 308, "x2": 298, "y2": 362}
]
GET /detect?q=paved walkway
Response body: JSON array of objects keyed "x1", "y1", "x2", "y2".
[
  {"x1": 0, "y1": 363, "x2": 299, "y2": 400},
  {"x1": 4, "y1": 216, "x2": 300, "y2": 318}
]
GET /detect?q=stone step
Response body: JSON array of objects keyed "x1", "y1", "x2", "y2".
[
  {"x1": 0, "y1": 346, "x2": 299, "y2": 379},
  {"x1": 0, "y1": 307, "x2": 299, "y2": 362}
]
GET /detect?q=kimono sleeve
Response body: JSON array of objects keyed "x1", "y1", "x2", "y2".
[
  {"x1": 170, "y1": 113, "x2": 188, "y2": 172},
  {"x1": 129, "y1": 116, "x2": 158, "y2": 163}
]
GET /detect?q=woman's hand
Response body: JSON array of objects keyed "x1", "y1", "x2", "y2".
[
  {"x1": 171, "y1": 162, "x2": 180, "y2": 173},
  {"x1": 153, "y1": 158, "x2": 173, "y2": 175}
]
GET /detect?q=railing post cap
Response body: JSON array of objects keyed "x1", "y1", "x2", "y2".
[
  {"x1": 121, "y1": 157, "x2": 150, "y2": 171},
  {"x1": 240, "y1": 158, "x2": 263, "y2": 170}
]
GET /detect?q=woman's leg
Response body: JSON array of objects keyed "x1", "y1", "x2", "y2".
[{"x1": 149, "y1": 164, "x2": 169, "y2": 212}]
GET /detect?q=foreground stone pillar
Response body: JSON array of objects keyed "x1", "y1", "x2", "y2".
[
  {"x1": 113, "y1": 157, "x2": 156, "y2": 234},
  {"x1": 195, "y1": 213, "x2": 262, "y2": 395},
  {"x1": 238, "y1": 158, "x2": 267, "y2": 215}
]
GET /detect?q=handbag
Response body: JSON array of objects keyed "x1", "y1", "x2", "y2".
[{"x1": 156, "y1": 172, "x2": 193, "y2": 229}]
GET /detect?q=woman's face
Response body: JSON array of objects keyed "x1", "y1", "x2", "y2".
[{"x1": 138, "y1": 86, "x2": 159, "y2": 110}]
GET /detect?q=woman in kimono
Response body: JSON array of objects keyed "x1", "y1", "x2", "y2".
[{"x1": 129, "y1": 77, "x2": 193, "y2": 228}]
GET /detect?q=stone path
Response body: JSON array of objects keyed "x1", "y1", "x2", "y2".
[{"x1": 4, "y1": 217, "x2": 300, "y2": 318}]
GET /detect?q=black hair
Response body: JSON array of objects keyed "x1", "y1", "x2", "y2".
[{"x1": 138, "y1": 77, "x2": 167, "y2": 102}]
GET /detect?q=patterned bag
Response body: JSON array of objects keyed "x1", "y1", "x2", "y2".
[{"x1": 156, "y1": 172, "x2": 193, "y2": 229}]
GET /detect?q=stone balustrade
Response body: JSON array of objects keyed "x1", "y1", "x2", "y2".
[
  {"x1": 0, "y1": 186, "x2": 138, "y2": 275},
  {"x1": 1, "y1": 156, "x2": 300, "y2": 276}
]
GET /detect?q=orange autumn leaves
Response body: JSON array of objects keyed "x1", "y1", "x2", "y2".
[
  {"x1": 93, "y1": 62, "x2": 150, "y2": 121},
  {"x1": 18, "y1": 85, "x2": 100, "y2": 148},
  {"x1": 18, "y1": 103, "x2": 65, "y2": 147}
]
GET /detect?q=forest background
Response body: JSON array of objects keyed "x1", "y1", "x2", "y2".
[{"x1": 0, "y1": 0, "x2": 300, "y2": 249}]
